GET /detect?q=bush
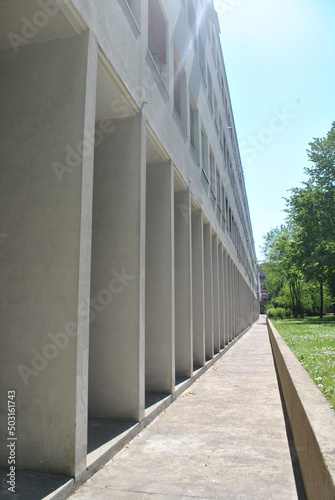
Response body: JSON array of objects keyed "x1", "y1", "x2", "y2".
[{"x1": 266, "y1": 307, "x2": 289, "y2": 319}]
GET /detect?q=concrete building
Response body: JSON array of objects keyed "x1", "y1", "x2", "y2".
[{"x1": 0, "y1": 0, "x2": 259, "y2": 489}]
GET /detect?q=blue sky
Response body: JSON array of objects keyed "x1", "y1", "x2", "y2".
[{"x1": 217, "y1": 0, "x2": 335, "y2": 260}]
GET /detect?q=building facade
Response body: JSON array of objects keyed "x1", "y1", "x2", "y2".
[{"x1": 0, "y1": 0, "x2": 259, "y2": 488}]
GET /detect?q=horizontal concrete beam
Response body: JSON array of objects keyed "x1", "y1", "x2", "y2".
[{"x1": 267, "y1": 319, "x2": 335, "y2": 500}]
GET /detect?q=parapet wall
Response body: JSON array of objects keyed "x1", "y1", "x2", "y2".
[{"x1": 267, "y1": 319, "x2": 335, "y2": 500}]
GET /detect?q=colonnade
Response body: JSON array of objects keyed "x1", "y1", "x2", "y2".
[{"x1": 0, "y1": 35, "x2": 258, "y2": 481}]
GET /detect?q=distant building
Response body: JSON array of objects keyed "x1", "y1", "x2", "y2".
[{"x1": 0, "y1": 0, "x2": 259, "y2": 488}]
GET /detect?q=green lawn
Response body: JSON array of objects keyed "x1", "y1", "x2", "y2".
[{"x1": 272, "y1": 316, "x2": 335, "y2": 410}]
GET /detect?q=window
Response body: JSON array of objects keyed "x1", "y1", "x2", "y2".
[
  {"x1": 188, "y1": 0, "x2": 197, "y2": 51},
  {"x1": 210, "y1": 149, "x2": 215, "y2": 194},
  {"x1": 190, "y1": 91, "x2": 199, "y2": 158},
  {"x1": 221, "y1": 183, "x2": 225, "y2": 216},
  {"x1": 214, "y1": 93, "x2": 218, "y2": 131},
  {"x1": 228, "y1": 114, "x2": 233, "y2": 140},
  {"x1": 225, "y1": 196, "x2": 229, "y2": 221},
  {"x1": 219, "y1": 114, "x2": 223, "y2": 148},
  {"x1": 207, "y1": 66, "x2": 213, "y2": 110},
  {"x1": 148, "y1": 0, "x2": 167, "y2": 73},
  {"x1": 201, "y1": 127, "x2": 208, "y2": 179},
  {"x1": 174, "y1": 46, "x2": 187, "y2": 131},
  {"x1": 223, "y1": 132, "x2": 226, "y2": 164},
  {"x1": 216, "y1": 168, "x2": 221, "y2": 207},
  {"x1": 199, "y1": 36, "x2": 205, "y2": 78},
  {"x1": 212, "y1": 32, "x2": 217, "y2": 66},
  {"x1": 174, "y1": 59, "x2": 181, "y2": 116},
  {"x1": 125, "y1": 0, "x2": 140, "y2": 25}
]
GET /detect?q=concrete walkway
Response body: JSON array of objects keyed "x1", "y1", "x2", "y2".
[{"x1": 70, "y1": 317, "x2": 298, "y2": 499}]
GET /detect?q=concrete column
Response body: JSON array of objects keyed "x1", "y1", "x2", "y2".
[
  {"x1": 203, "y1": 223, "x2": 214, "y2": 359},
  {"x1": 146, "y1": 162, "x2": 175, "y2": 394},
  {"x1": 238, "y1": 271, "x2": 241, "y2": 334},
  {"x1": 228, "y1": 256, "x2": 233, "y2": 342},
  {"x1": 241, "y1": 276, "x2": 245, "y2": 332},
  {"x1": 0, "y1": 33, "x2": 97, "y2": 476},
  {"x1": 174, "y1": 189, "x2": 193, "y2": 378},
  {"x1": 236, "y1": 270, "x2": 240, "y2": 335},
  {"x1": 235, "y1": 266, "x2": 238, "y2": 336},
  {"x1": 244, "y1": 279, "x2": 249, "y2": 329},
  {"x1": 223, "y1": 250, "x2": 229, "y2": 346},
  {"x1": 236, "y1": 268, "x2": 239, "y2": 334},
  {"x1": 88, "y1": 113, "x2": 146, "y2": 422},
  {"x1": 242, "y1": 279, "x2": 245, "y2": 329},
  {"x1": 232, "y1": 262, "x2": 237, "y2": 338},
  {"x1": 218, "y1": 242, "x2": 225, "y2": 349},
  {"x1": 192, "y1": 210, "x2": 205, "y2": 368},
  {"x1": 212, "y1": 233, "x2": 220, "y2": 353}
]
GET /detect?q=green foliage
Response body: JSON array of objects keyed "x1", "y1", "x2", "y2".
[
  {"x1": 306, "y1": 121, "x2": 335, "y2": 190},
  {"x1": 285, "y1": 122, "x2": 335, "y2": 316},
  {"x1": 261, "y1": 121, "x2": 335, "y2": 318},
  {"x1": 261, "y1": 225, "x2": 304, "y2": 317},
  {"x1": 266, "y1": 307, "x2": 289, "y2": 319},
  {"x1": 273, "y1": 317, "x2": 335, "y2": 410}
]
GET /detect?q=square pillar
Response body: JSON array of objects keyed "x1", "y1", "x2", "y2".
[
  {"x1": 146, "y1": 162, "x2": 175, "y2": 394},
  {"x1": 227, "y1": 256, "x2": 233, "y2": 342},
  {"x1": 237, "y1": 271, "x2": 242, "y2": 334},
  {"x1": 192, "y1": 210, "x2": 205, "y2": 368},
  {"x1": 174, "y1": 189, "x2": 193, "y2": 378},
  {"x1": 218, "y1": 242, "x2": 225, "y2": 349},
  {"x1": 212, "y1": 233, "x2": 220, "y2": 353},
  {"x1": 223, "y1": 250, "x2": 229, "y2": 346},
  {"x1": 0, "y1": 33, "x2": 97, "y2": 476},
  {"x1": 232, "y1": 263, "x2": 237, "y2": 338},
  {"x1": 88, "y1": 113, "x2": 146, "y2": 422},
  {"x1": 203, "y1": 223, "x2": 214, "y2": 359}
]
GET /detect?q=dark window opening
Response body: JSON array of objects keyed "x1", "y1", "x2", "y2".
[{"x1": 148, "y1": 0, "x2": 166, "y2": 71}]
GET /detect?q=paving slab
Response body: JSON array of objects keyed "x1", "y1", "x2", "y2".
[{"x1": 70, "y1": 317, "x2": 298, "y2": 499}]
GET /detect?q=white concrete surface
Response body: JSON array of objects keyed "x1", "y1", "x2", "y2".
[
  {"x1": 145, "y1": 162, "x2": 175, "y2": 393},
  {"x1": 69, "y1": 318, "x2": 298, "y2": 500},
  {"x1": 174, "y1": 189, "x2": 193, "y2": 378},
  {"x1": 88, "y1": 115, "x2": 146, "y2": 422},
  {"x1": 0, "y1": 33, "x2": 96, "y2": 476}
]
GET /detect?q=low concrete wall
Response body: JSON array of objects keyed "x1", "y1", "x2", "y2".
[{"x1": 267, "y1": 319, "x2": 335, "y2": 500}]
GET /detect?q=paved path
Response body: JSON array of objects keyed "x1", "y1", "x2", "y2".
[{"x1": 71, "y1": 317, "x2": 298, "y2": 499}]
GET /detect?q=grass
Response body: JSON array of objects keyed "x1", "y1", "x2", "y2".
[{"x1": 272, "y1": 316, "x2": 335, "y2": 410}]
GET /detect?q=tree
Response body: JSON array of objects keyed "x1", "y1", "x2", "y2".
[
  {"x1": 286, "y1": 186, "x2": 327, "y2": 316},
  {"x1": 285, "y1": 122, "x2": 335, "y2": 316},
  {"x1": 305, "y1": 121, "x2": 335, "y2": 191},
  {"x1": 261, "y1": 225, "x2": 303, "y2": 317},
  {"x1": 261, "y1": 123, "x2": 335, "y2": 318}
]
